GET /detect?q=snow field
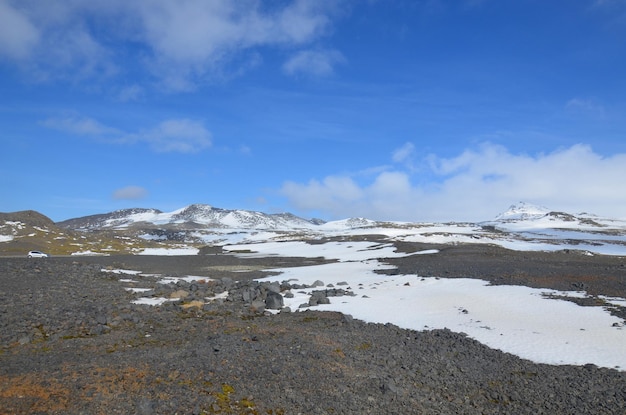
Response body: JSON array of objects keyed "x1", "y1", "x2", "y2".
[
  {"x1": 111, "y1": 239, "x2": 626, "y2": 371},
  {"x1": 234, "y1": 240, "x2": 626, "y2": 371}
]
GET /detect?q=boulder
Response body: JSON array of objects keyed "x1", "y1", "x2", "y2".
[{"x1": 265, "y1": 291, "x2": 284, "y2": 310}]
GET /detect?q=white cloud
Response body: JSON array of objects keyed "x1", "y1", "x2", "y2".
[
  {"x1": 135, "y1": 0, "x2": 338, "y2": 89},
  {"x1": 136, "y1": 0, "x2": 332, "y2": 63},
  {"x1": 275, "y1": 0, "x2": 333, "y2": 43},
  {"x1": 1, "y1": 0, "x2": 342, "y2": 88},
  {"x1": 392, "y1": 142, "x2": 415, "y2": 163},
  {"x1": 113, "y1": 185, "x2": 148, "y2": 200},
  {"x1": 42, "y1": 115, "x2": 212, "y2": 153},
  {"x1": 280, "y1": 143, "x2": 626, "y2": 222},
  {"x1": 117, "y1": 84, "x2": 144, "y2": 102},
  {"x1": 133, "y1": 119, "x2": 212, "y2": 153},
  {"x1": 565, "y1": 98, "x2": 606, "y2": 118},
  {"x1": 41, "y1": 116, "x2": 119, "y2": 136},
  {"x1": 282, "y1": 175, "x2": 364, "y2": 214},
  {"x1": 0, "y1": 0, "x2": 39, "y2": 60},
  {"x1": 283, "y1": 49, "x2": 345, "y2": 77},
  {"x1": 0, "y1": 1, "x2": 117, "y2": 81}
]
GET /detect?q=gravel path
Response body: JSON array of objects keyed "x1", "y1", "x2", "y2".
[{"x1": 1, "y1": 244, "x2": 625, "y2": 414}]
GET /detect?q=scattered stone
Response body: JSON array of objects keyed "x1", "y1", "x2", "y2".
[
  {"x1": 265, "y1": 291, "x2": 284, "y2": 310},
  {"x1": 250, "y1": 300, "x2": 265, "y2": 313},
  {"x1": 95, "y1": 313, "x2": 108, "y2": 325},
  {"x1": 266, "y1": 281, "x2": 281, "y2": 294},
  {"x1": 1, "y1": 251, "x2": 625, "y2": 415}
]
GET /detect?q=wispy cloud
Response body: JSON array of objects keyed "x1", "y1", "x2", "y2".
[
  {"x1": 0, "y1": 0, "x2": 343, "y2": 89},
  {"x1": 565, "y1": 98, "x2": 606, "y2": 118},
  {"x1": 280, "y1": 143, "x2": 626, "y2": 221},
  {"x1": 392, "y1": 142, "x2": 415, "y2": 163},
  {"x1": 42, "y1": 115, "x2": 212, "y2": 153},
  {"x1": 113, "y1": 185, "x2": 148, "y2": 200},
  {"x1": 282, "y1": 175, "x2": 365, "y2": 215},
  {"x1": 283, "y1": 49, "x2": 345, "y2": 77},
  {"x1": 116, "y1": 85, "x2": 144, "y2": 102},
  {"x1": 593, "y1": 0, "x2": 626, "y2": 7},
  {"x1": 134, "y1": 119, "x2": 212, "y2": 153},
  {"x1": 41, "y1": 116, "x2": 120, "y2": 136},
  {"x1": 0, "y1": 0, "x2": 39, "y2": 60},
  {"x1": 0, "y1": 1, "x2": 117, "y2": 82},
  {"x1": 589, "y1": 0, "x2": 626, "y2": 27}
]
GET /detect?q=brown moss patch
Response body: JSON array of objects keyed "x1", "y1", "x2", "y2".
[
  {"x1": 181, "y1": 300, "x2": 205, "y2": 309},
  {"x1": 0, "y1": 374, "x2": 72, "y2": 414}
]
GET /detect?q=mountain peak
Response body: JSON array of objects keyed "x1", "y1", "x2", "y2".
[
  {"x1": 495, "y1": 202, "x2": 550, "y2": 221},
  {"x1": 171, "y1": 204, "x2": 216, "y2": 221}
]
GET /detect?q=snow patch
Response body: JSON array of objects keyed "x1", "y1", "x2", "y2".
[
  {"x1": 139, "y1": 247, "x2": 199, "y2": 256},
  {"x1": 101, "y1": 268, "x2": 142, "y2": 275}
]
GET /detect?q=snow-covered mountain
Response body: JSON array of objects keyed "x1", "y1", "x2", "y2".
[
  {"x1": 57, "y1": 204, "x2": 324, "y2": 231},
  {"x1": 54, "y1": 201, "x2": 624, "y2": 234},
  {"x1": 56, "y1": 208, "x2": 163, "y2": 230},
  {"x1": 493, "y1": 202, "x2": 551, "y2": 221},
  {"x1": 4, "y1": 202, "x2": 626, "y2": 257},
  {"x1": 487, "y1": 202, "x2": 611, "y2": 230}
]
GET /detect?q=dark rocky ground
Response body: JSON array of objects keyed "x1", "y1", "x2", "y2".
[{"x1": 1, "y1": 241, "x2": 626, "y2": 414}]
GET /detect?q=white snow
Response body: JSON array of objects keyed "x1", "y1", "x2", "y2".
[
  {"x1": 206, "y1": 292, "x2": 229, "y2": 301},
  {"x1": 72, "y1": 250, "x2": 110, "y2": 256},
  {"x1": 0, "y1": 235, "x2": 13, "y2": 242},
  {"x1": 125, "y1": 287, "x2": 152, "y2": 293},
  {"x1": 68, "y1": 202, "x2": 626, "y2": 256},
  {"x1": 191, "y1": 230, "x2": 287, "y2": 245},
  {"x1": 131, "y1": 297, "x2": 174, "y2": 306},
  {"x1": 158, "y1": 275, "x2": 211, "y2": 284},
  {"x1": 4, "y1": 221, "x2": 23, "y2": 227},
  {"x1": 232, "y1": 240, "x2": 626, "y2": 371},
  {"x1": 223, "y1": 240, "x2": 411, "y2": 261},
  {"x1": 495, "y1": 202, "x2": 551, "y2": 220},
  {"x1": 101, "y1": 268, "x2": 142, "y2": 275},
  {"x1": 139, "y1": 233, "x2": 167, "y2": 241},
  {"x1": 122, "y1": 274, "x2": 213, "y2": 305},
  {"x1": 139, "y1": 247, "x2": 199, "y2": 255}
]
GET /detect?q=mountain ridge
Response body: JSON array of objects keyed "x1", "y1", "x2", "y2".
[
  {"x1": 5, "y1": 202, "x2": 623, "y2": 233},
  {"x1": 56, "y1": 203, "x2": 324, "y2": 231},
  {"x1": 2, "y1": 202, "x2": 626, "y2": 257}
]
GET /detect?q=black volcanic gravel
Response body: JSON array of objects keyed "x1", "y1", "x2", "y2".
[{"x1": 1, "y1": 245, "x2": 626, "y2": 414}]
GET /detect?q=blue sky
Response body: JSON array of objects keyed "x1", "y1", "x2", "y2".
[{"x1": 2, "y1": 0, "x2": 626, "y2": 222}]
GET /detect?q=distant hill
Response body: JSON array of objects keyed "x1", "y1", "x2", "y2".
[
  {"x1": 0, "y1": 208, "x2": 182, "y2": 257},
  {"x1": 0, "y1": 210, "x2": 77, "y2": 255},
  {"x1": 0, "y1": 210, "x2": 55, "y2": 227},
  {"x1": 56, "y1": 208, "x2": 163, "y2": 230}
]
